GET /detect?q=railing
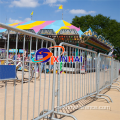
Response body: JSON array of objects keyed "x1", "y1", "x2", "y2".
[
  {"x1": 56, "y1": 42, "x2": 97, "y2": 111},
  {"x1": 0, "y1": 23, "x2": 59, "y2": 120},
  {"x1": 0, "y1": 23, "x2": 120, "y2": 120}
]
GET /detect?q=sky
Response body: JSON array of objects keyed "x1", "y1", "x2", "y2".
[{"x1": 0, "y1": 0, "x2": 120, "y2": 24}]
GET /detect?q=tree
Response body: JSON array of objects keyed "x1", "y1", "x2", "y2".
[{"x1": 71, "y1": 14, "x2": 120, "y2": 60}]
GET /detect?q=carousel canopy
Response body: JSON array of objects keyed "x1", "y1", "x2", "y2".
[
  {"x1": 0, "y1": 20, "x2": 113, "y2": 52},
  {"x1": 0, "y1": 20, "x2": 83, "y2": 37},
  {"x1": 82, "y1": 27, "x2": 113, "y2": 49}
]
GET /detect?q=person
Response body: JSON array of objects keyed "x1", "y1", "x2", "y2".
[
  {"x1": 49, "y1": 54, "x2": 54, "y2": 72},
  {"x1": 41, "y1": 62, "x2": 45, "y2": 72},
  {"x1": 17, "y1": 53, "x2": 20, "y2": 59}
]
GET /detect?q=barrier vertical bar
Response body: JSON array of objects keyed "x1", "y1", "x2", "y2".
[
  {"x1": 57, "y1": 47, "x2": 60, "y2": 112},
  {"x1": 43, "y1": 41, "x2": 47, "y2": 114},
  {"x1": 33, "y1": 38, "x2": 38, "y2": 119},
  {"x1": 88, "y1": 52, "x2": 90, "y2": 94},
  {"x1": 48, "y1": 42, "x2": 52, "y2": 110},
  {"x1": 4, "y1": 30, "x2": 9, "y2": 120},
  {"x1": 13, "y1": 32, "x2": 18, "y2": 120},
  {"x1": 62, "y1": 46, "x2": 65, "y2": 105},
  {"x1": 90, "y1": 52, "x2": 92, "y2": 94},
  {"x1": 69, "y1": 47, "x2": 71, "y2": 102},
  {"x1": 51, "y1": 48, "x2": 57, "y2": 118},
  {"x1": 66, "y1": 46, "x2": 68, "y2": 103},
  {"x1": 84, "y1": 51, "x2": 86, "y2": 96},
  {"x1": 117, "y1": 61, "x2": 119, "y2": 79},
  {"x1": 80, "y1": 50, "x2": 83, "y2": 97},
  {"x1": 27, "y1": 36, "x2": 32, "y2": 120},
  {"x1": 72, "y1": 48, "x2": 74, "y2": 101},
  {"x1": 6, "y1": 30, "x2": 9, "y2": 64},
  {"x1": 75, "y1": 49, "x2": 77, "y2": 99},
  {"x1": 20, "y1": 34, "x2": 26, "y2": 120},
  {"x1": 38, "y1": 39, "x2": 43, "y2": 115},
  {"x1": 96, "y1": 53, "x2": 100, "y2": 95},
  {"x1": 111, "y1": 58, "x2": 113, "y2": 85}
]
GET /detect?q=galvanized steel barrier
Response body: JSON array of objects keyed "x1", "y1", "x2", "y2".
[
  {"x1": 56, "y1": 42, "x2": 98, "y2": 111},
  {"x1": 0, "y1": 23, "x2": 73, "y2": 120},
  {"x1": 110, "y1": 59, "x2": 120, "y2": 92},
  {"x1": 95, "y1": 53, "x2": 113, "y2": 103},
  {"x1": 0, "y1": 23, "x2": 120, "y2": 120},
  {"x1": 113, "y1": 59, "x2": 119, "y2": 81}
]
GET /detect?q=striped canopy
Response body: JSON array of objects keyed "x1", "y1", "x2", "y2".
[{"x1": 0, "y1": 20, "x2": 83, "y2": 37}]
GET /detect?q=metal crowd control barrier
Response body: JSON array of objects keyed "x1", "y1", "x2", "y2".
[
  {"x1": 95, "y1": 53, "x2": 113, "y2": 103},
  {"x1": 0, "y1": 23, "x2": 77, "y2": 120},
  {"x1": 113, "y1": 60, "x2": 119, "y2": 81},
  {"x1": 57, "y1": 42, "x2": 98, "y2": 111},
  {"x1": 111, "y1": 59, "x2": 120, "y2": 91},
  {"x1": 0, "y1": 23, "x2": 120, "y2": 120},
  {"x1": 96, "y1": 53, "x2": 120, "y2": 102}
]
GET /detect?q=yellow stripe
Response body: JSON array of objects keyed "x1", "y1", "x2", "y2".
[
  {"x1": 9, "y1": 23, "x2": 19, "y2": 26},
  {"x1": 56, "y1": 26, "x2": 70, "y2": 34},
  {"x1": 88, "y1": 40, "x2": 109, "y2": 51},
  {"x1": 16, "y1": 21, "x2": 45, "y2": 29},
  {"x1": 63, "y1": 20, "x2": 71, "y2": 26}
]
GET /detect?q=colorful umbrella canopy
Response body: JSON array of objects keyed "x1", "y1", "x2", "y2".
[{"x1": 0, "y1": 20, "x2": 83, "y2": 37}]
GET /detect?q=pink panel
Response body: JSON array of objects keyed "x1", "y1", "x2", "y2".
[
  {"x1": 0, "y1": 21, "x2": 26, "y2": 30},
  {"x1": 17, "y1": 21, "x2": 26, "y2": 25},
  {"x1": 31, "y1": 21, "x2": 55, "y2": 33},
  {"x1": 67, "y1": 25, "x2": 80, "y2": 31}
]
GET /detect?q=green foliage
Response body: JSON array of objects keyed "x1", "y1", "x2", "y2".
[
  {"x1": 71, "y1": 14, "x2": 120, "y2": 60},
  {"x1": 113, "y1": 47, "x2": 120, "y2": 61},
  {"x1": 71, "y1": 14, "x2": 120, "y2": 48}
]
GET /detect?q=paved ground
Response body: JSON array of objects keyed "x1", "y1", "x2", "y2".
[
  {"x1": 0, "y1": 70, "x2": 119, "y2": 120},
  {"x1": 63, "y1": 77, "x2": 120, "y2": 120}
]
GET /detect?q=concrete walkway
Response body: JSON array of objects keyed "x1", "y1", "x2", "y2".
[{"x1": 63, "y1": 77, "x2": 120, "y2": 120}]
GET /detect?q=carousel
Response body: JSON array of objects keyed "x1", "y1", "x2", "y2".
[{"x1": 0, "y1": 20, "x2": 113, "y2": 55}]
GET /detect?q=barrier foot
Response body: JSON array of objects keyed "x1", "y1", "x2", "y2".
[
  {"x1": 114, "y1": 82, "x2": 119, "y2": 85},
  {"x1": 51, "y1": 118, "x2": 61, "y2": 120},
  {"x1": 111, "y1": 86, "x2": 120, "y2": 92},
  {"x1": 111, "y1": 86, "x2": 120, "y2": 89},
  {"x1": 96, "y1": 96, "x2": 110, "y2": 103},
  {"x1": 52, "y1": 111, "x2": 77, "y2": 120},
  {"x1": 97, "y1": 94, "x2": 113, "y2": 102}
]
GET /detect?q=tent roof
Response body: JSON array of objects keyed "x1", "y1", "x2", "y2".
[{"x1": 0, "y1": 20, "x2": 83, "y2": 37}]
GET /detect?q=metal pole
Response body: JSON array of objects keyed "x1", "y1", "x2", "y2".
[
  {"x1": 111, "y1": 58, "x2": 113, "y2": 85},
  {"x1": 6, "y1": 30, "x2": 9, "y2": 64},
  {"x1": 62, "y1": 9, "x2": 63, "y2": 20},
  {"x1": 4, "y1": 30, "x2": 9, "y2": 120},
  {"x1": 20, "y1": 34, "x2": 26, "y2": 120},
  {"x1": 57, "y1": 47, "x2": 60, "y2": 112},
  {"x1": 96, "y1": 53, "x2": 100, "y2": 94},
  {"x1": 27, "y1": 36, "x2": 32, "y2": 120},
  {"x1": 13, "y1": 32, "x2": 18, "y2": 120}
]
